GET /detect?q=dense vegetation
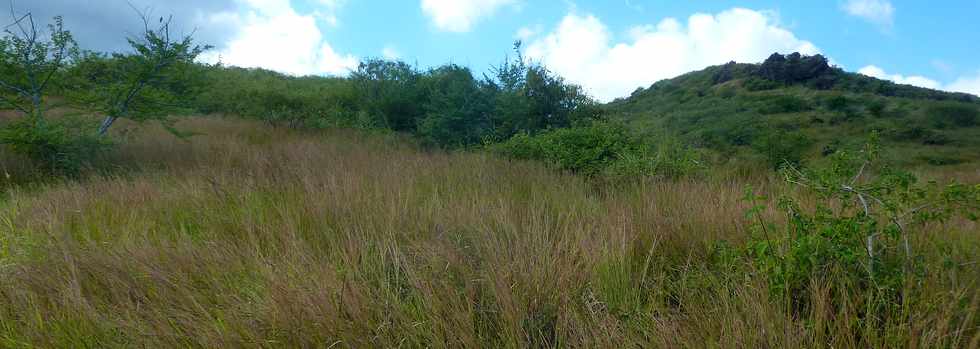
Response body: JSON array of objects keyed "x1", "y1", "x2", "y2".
[
  {"x1": 0, "y1": 13, "x2": 978, "y2": 348},
  {"x1": 0, "y1": 118, "x2": 976, "y2": 347},
  {"x1": 607, "y1": 53, "x2": 980, "y2": 170}
]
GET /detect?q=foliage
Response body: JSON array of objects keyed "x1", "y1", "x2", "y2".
[
  {"x1": 0, "y1": 15, "x2": 77, "y2": 118},
  {"x1": 0, "y1": 13, "x2": 95, "y2": 173},
  {"x1": 194, "y1": 67, "x2": 361, "y2": 129},
  {"x1": 926, "y1": 101, "x2": 979, "y2": 128},
  {"x1": 744, "y1": 135, "x2": 979, "y2": 314},
  {"x1": 350, "y1": 59, "x2": 426, "y2": 132},
  {"x1": 416, "y1": 64, "x2": 493, "y2": 147},
  {"x1": 493, "y1": 122, "x2": 641, "y2": 176},
  {"x1": 482, "y1": 41, "x2": 603, "y2": 142},
  {"x1": 494, "y1": 121, "x2": 702, "y2": 178},
  {"x1": 189, "y1": 41, "x2": 602, "y2": 150},
  {"x1": 0, "y1": 116, "x2": 111, "y2": 175},
  {"x1": 606, "y1": 53, "x2": 980, "y2": 168},
  {"x1": 62, "y1": 15, "x2": 209, "y2": 135},
  {"x1": 751, "y1": 129, "x2": 811, "y2": 169}
]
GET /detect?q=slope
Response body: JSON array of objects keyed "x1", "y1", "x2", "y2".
[{"x1": 606, "y1": 53, "x2": 980, "y2": 168}]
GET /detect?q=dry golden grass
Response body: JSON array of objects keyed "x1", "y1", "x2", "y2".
[{"x1": 0, "y1": 117, "x2": 976, "y2": 348}]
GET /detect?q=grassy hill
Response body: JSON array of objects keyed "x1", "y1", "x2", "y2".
[
  {"x1": 0, "y1": 117, "x2": 976, "y2": 347},
  {"x1": 606, "y1": 53, "x2": 980, "y2": 169}
]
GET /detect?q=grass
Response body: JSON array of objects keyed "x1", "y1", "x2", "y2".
[{"x1": 0, "y1": 117, "x2": 977, "y2": 347}]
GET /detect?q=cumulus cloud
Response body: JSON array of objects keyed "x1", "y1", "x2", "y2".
[
  {"x1": 858, "y1": 66, "x2": 980, "y2": 97},
  {"x1": 858, "y1": 65, "x2": 941, "y2": 89},
  {"x1": 382, "y1": 45, "x2": 401, "y2": 60},
  {"x1": 523, "y1": 8, "x2": 820, "y2": 101},
  {"x1": 842, "y1": 0, "x2": 895, "y2": 28},
  {"x1": 200, "y1": 0, "x2": 357, "y2": 76},
  {"x1": 944, "y1": 72, "x2": 980, "y2": 96},
  {"x1": 515, "y1": 25, "x2": 542, "y2": 41},
  {"x1": 421, "y1": 0, "x2": 517, "y2": 33}
]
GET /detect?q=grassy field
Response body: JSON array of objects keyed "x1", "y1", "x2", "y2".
[{"x1": 0, "y1": 117, "x2": 976, "y2": 347}]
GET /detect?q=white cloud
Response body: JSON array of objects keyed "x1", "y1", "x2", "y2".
[
  {"x1": 842, "y1": 0, "x2": 895, "y2": 28},
  {"x1": 515, "y1": 25, "x2": 542, "y2": 41},
  {"x1": 946, "y1": 72, "x2": 980, "y2": 96},
  {"x1": 421, "y1": 0, "x2": 517, "y2": 33},
  {"x1": 314, "y1": 0, "x2": 345, "y2": 27},
  {"x1": 199, "y1": 0, "x2": 357, "y2": 76},
  {"x1": 858, "y1": 65, "x2": 941, "y2": 89},
  {"x1": 382, "y1": 45, "x2": 401, "y2": 60},
  {"x1": 858, "y1": 65, "x2": 980, "y2": 97},
  {"x1": 523, "y1": 8, "x2": 820, "y2": 102}
]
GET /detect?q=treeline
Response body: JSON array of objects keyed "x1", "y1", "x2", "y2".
[
  {"x1": 0, "y1": 11, "x2": 699, "y2": 179},
  {"x1": 193, "y1": 45, "x2": 601, "y2": 148},
  {"x1": 188, "y1": 48, "x2": 702, "y2": 178}
]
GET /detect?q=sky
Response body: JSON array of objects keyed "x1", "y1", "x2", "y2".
[{"x1": 18, "y1": 0, "x2": 980, "y2": 101}]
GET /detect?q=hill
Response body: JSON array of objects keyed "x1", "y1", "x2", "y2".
[
  {"x1": 0, "y1": 117, "x2": 976, "y2": 347},
  {"x1": 606, "y1": 53, "x2": 980, "y2": 169}
]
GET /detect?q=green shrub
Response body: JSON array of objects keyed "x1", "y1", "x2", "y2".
[
  {"x1": 823, "y1": 94, "x2": 850, "y2": 112},
  {"x1": 743, "y1": 77, "x2": 779, "y2": 91},
  {"x1": 757, "y1": 95, "x2": 811, "y2": 115},
  {"x1": 751, "y1": 129, "x2": 811, "y2": 169},
  {"x1": 0, "y1": 117, "x2": 112, "y2": 175},
  {"x1": 494, "y1": 122, "x2": 703, "y2": 179},
  {"x1": 493, "y1": 122, "x2": 639, "y2": 176},
  {"x1": 744, "y1": 136, "x2": 979, "y2": 314},
  {"x1": 926, "y1": 102, "x2": 978, "y2": 128},
  {"x1": 864, "y1": 98, "x2": 887, "y2": 117}
]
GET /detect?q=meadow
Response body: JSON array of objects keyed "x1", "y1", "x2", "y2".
[{"x1": 0, "y1": 117, "x2": 976, "y2": 348}]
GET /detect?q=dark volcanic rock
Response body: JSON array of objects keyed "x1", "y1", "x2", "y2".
[
  {"x1": 756, "y1": 52, "x2": 833, "y2": 85},
  {"x1": 712, "y1": 61, "x2": 739, "y2": 84}
]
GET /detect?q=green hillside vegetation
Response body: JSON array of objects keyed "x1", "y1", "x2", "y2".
[
  {"x1": 607, "y1": 53, "x2": 980, "y2": 169},
  {"x1": 0, "y1": 13, "x2": 978, "y2": 348}
]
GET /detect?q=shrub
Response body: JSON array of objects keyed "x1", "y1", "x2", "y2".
[
  {"x1": 865, "y1": 98, "x2": 887, "y2": 117},
  {"x1": 823, "y1": 94, "x2": 850, "y2": 112},
  {"x1": 743, "y1": 77, "x2": 779, "y2": 91},
  {"x1": 494, "y1": 122, "x2": 703, "y2": 179},
  {"x1": 744, "y1": 136, "x2": 979, "y2": 314},
  {"x1": 751, "y1": 129, "x2": 811, "y2": 169},
  {"x1": 756, "y1": 95, "x2": 811, "y2": 115},
  {"x1": 0, "y1": 117, "x2": 112, "y2": 175},
  {"x1": 493, "y1": 122, "x2": 639, "y2": 176},
  {"x1": 926, "y1": 102, "x2": 978, "y2": 128}
]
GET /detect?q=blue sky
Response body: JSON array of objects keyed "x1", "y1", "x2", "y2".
[{"x1": 31, "y1": 0, "x2": 980, "y2": 101}]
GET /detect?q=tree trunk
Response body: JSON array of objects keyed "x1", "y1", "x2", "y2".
[{"x1": 98, "y1": 115, "x2": 117, "y2": 136}]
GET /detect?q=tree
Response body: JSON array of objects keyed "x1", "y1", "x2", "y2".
[
  {"x1": 486, "y1": 41, "x2": 602, "y2": 140},
  {"x1": 417, "y1": 64, "x2": 493, "y2": 147},
  {"x1": 350, "y1": 59, "x2": 425, "y2": 132},
  {"x1": 0, "y1": 11, "x2": 76, "y2": 123},
  {"x1": 0, "y1": 11, "x2": 102, "y2": 174},
  {"x1": 64, "y1": 10, "x2": 208, "y2": 136}
]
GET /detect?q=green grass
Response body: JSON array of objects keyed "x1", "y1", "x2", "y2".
[
  {"x1": 0, "y1": 117, "x2": 976, "y2": 347},
  {"x1": 606, "y1": 62, "x2": 980, "y2": 169}
]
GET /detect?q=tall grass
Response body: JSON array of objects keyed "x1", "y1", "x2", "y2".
[{"x1": 0, "y1": 117, "x2": 976, "y2": 347}]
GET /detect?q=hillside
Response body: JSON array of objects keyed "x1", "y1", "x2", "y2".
[
  {"x1": 0, "y1": 117, "x2": 976, "y2": 347},
  {"x1": 606, "y1": 53, "x2": 980, "y2": 169}
]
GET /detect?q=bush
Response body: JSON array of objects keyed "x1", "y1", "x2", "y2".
[
  {"x1": 926, "y1": 102, "x2": 978, "y2": 128},
  {"x1": 756, "y1": 95, "x2": 811, "y2": 115},
  {"x1": 865, "y1": 98, "x2": 887, "y2": 117},
  {"x1": 0, "y1": 117, "x2": 112, "y2": 175},
  {"x1": 751, "y1": 129, "x2": 811, "y2": 169},
  {"x1": 494, "y1": 122, "x2": 703, "y2": 179},
  {"x1": 493, "y1": 122, "x2": 639, "y2": 176},
  {"x1": 744, "y1": 137, "x2": 979, "y2": 314},
  {"x1": 743, "y1": 78, "x2": 779, "y2": 91}
]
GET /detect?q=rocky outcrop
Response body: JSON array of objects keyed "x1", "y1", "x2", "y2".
[{"x1": 756, "y1": 52, "x2": 833, "y2": 85}]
